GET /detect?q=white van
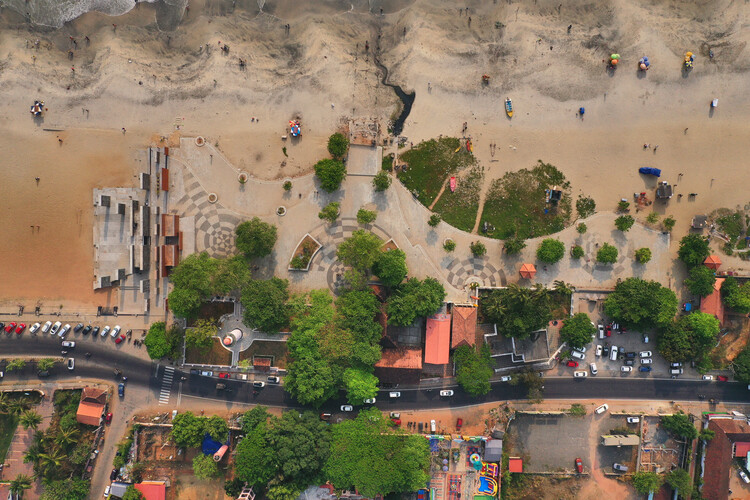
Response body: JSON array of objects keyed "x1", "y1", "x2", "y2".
[
  {"x1": 430, "y1": 420, "x2": 436, "y2": 432},
  {"x1": 610, "y1": 346, "x2": 618, "y2": 361}
]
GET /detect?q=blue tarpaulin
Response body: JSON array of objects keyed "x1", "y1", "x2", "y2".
[{"x1": 201, "y1": 433, "x2": 222, "y2": 456}]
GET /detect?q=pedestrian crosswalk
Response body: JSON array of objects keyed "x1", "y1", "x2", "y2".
[{"x1": 159, "y1": 366, "x2": 174, "y2": 405}]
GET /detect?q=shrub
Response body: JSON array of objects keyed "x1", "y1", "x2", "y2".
[
  {"x1": 373, "y1": 171, "x2": 391, "y2": 191},
  {"x1": 314, "y1": 159, "x2": 346, "y2": 192},
  {"x1": 443, "y1": 240, "x2": 456, "y2": 252},
  {"x1": 615, "y1": 215, "x2": 635, "y2": 232},
  {"x1": 504, "y1": 237, "x2": 526, "y2": 255},
  {"x1": 596, "y1": 243, "x2": 618, "y2": 264},
  {"x1": 470, "y1": 241, "x2": 487, "y2": 257},
  {"x1": 646, "y1": 212, "x2": 659, "y2": 224},
  {"x1": 356, "y1": 208, "x2": 377, "y2": 225},
  {"x1": 663, "y1": 216, "x2": 676, "y2": 231},
  {"x1": 576, "y1": 196, "x2": 596, "y2": 218},
  {"x1": 569, "y1": 404, "x2": 587, "y2": 416},
  {"x1": 327, "y1": 132, "x2": 349, "y2": 159},
  {"x1": 576, "y1": 223, "x2": 587, "y2": 234},
  {"x1": 618, "y1": 200, "x2": 630, "y2": 212},
  {"x1": 678, "y1": 234, "x2": 710, "y2": 269},
  {"x1": 571, "y1": 245, "x2": 584, "y2": 259},
  {"x1": 318, "y1": 202, "x2": 340, "y2": 223},
  {"x1": 428, "y1": 214, "x2": 441, "y2": 227},
  {"x1": 635, "y1": 247, "x2": 652, "y2": 264},
  {"x1": 283, "y1": 181, "x2": 292, "y2": 191},
  {"x1": 536, "y1": 238, "x2": 565, "y2": 264}
]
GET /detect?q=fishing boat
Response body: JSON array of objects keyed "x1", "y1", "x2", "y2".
[
  {"x1": 450, "y1": 177, "x2": 456, "y2": 193},
  {"x1": 505, "y1": 97, "x2": 513, "y2": 117}
]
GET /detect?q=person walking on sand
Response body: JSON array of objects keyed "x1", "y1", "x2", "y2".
[{"x1": 653, "y1": 145, "x2": 659, "y2": 152}]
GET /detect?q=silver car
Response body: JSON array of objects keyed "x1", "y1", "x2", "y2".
[
  {"x1": 111, "y1": 325, "x2": 121, "y2": 338},
  {"x1": 101, "y1": 325, "x2": 111, "y2": 337},
  {"x1": 49, "y1": 321, "x2": 62, "y2": 335},
  {"x1": 29, "y1": 322, "x2": 41, "y2": 334},
  {"x1": 41, "y1": 321, "x2": 52, "y2": 333},
  {"x1": 58, "y1": 324, "x2": 71, "y2": 337}
]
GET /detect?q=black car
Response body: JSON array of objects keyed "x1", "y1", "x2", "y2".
[
  {"x1": 92, "y1": 326, "x2": 100, "y2": 336},
  {"x1": 602, "y1": 345, "x2": 610, "y2": 356},
  {"x1": 81, "y1": 325, "x2": 92, "y2": 335},
  {"x1": 625, "y1": 352, "x2": 636, "y2": 359},
  {"x1": 190, "y1": 369, "x2": 199, "y2": 375},
  {"x1": 110, "y1": 468, "x2": 118, "y2": 481},
  {"x1": 0, "y1": 322, "x2": 4, "y2": 331},
  {"x1": 118, "y1": 383, "x2": 125, "y2": 397},
  {"x1": 624, "y1": 359, "x2": 634, "y2": 366},
  {"x1": 73, "y1": 323, "x2": 84, "y2": 332}
]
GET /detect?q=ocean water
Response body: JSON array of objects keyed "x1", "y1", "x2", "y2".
[{"x1": 2, "y1": 0, "x2": 187, "y2": 30}]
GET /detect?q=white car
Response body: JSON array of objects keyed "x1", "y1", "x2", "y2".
[
  {"x1": 67, "y1": 358, "x2": 75, "y2": 370},
  {"x1": 595, "y1": 404, "x2": 609, "y2": 414},
  {"x1": 103, "y1": 485, "x2": 111, "y2": 497},
  {"x1": 340, "y1": 405, "x2": 353, "y2": 412},
  {"x1": 499, "y1": 376, "x2": 512, "y2": 382},
  {"x1": 595, "y1": 345, "x2": 602, "y2": 357},
  {"x1": 439, "y1": 390, "x2": 454, "y2": 397},
  {"x1": 61, "y1": 341, "x2": 76, "y2": 348},
  {"x1": 574, "y1": 371, "x2": 588, "y2": 378},
  {"x1": 58, "y1": 324, "x2": 71, "y2": 337},
  {"x1": 29, "y1": 322, "x2": 41, "y2": 334},
  {"x1": 598, "y1": 324, "x2": 605, "y2": 339},
  {"x1": 590, "y1": 363, "x2": 598, "y2": 375},
  {"x1": 610, "y1": 346, "x2": 619, "y2": 361},
  {"x1": 639, "y1": 351, "x2": 652, "y2": 358},
  {"x1": 41, "y1": 321, "x2": 52, "y2": 333},
  {"x1": 627, "y1": 417, "x2": 640, "y2": 424},
  {"x1": 111, "y1": 325, "x2": 121, "y2": 338},
  {"x1": 364, "y1": 398, "x2": 376, "y2": 404},
  {"x1": 576, "y1": 346, "x2": 588, "y2": 353},
  {"x1": 571, "y1": 350, "x2": 585, "y2": 360},
  {"x1": 101, "y1": 325, "x2": 111, "y2": 337},
  {"x1": 641, "y1": 358, "x2": 653, "y2": 364},
  {"x1": 740, "y1": 470, "x2": 750, "y2": 484},
  {"x1": 702, "y1": 375, "x2": 714, "y2": 381},
  {"x1": 49, "y1": 321, "x2": 62, "y2": 335},
  {"x1": 643, "y1": 334, "x2": 649, "y2": 343},
  {"x1": 389, "y1": 392, "x2": 401, "y2": 398},
  {"x1": 621, "y1": 366, "x2": 633, "y2": 372}
]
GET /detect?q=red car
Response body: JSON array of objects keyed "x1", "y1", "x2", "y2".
[
  {"x1": 114, "y1": 334, "x2": 126, "y2": 344},
  {"x1": 15, "y1": 323, "x2": 26, "y2": 334},
  {"x1": 717, "y1": 375, "x2": 729, "y2": 382},
  {"x1": 605, "y1": 325, "x2": 612, "y2": 337},
  {"x1": 575, "y1": 458, "x2": 583, "y2": 473},
  {"x1": 566, "y1": 361, "x2": 579, "y2": 368},
  {"x1": 456, "y1": 418, "x2": 463, "y2": 431},
  {"x1": 105, "y1": 412, "x2": 113, "y2": 424},
  {"x1": 218, "y1": 372, "x2": 230, "y2": 379},
  {"x1": 5, "y1": 322, "x2": 16, "y2": 333}
]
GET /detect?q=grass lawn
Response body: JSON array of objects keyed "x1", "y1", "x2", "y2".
[
  {"x1": 185, "y1": 337, "x2": 232, "y2": 366},
  {"x1": 238, "y1": 340, "x2": 289, "y2": 369},
  {"x1": 398, "y1": 137, "x2": 476, "y2": 206},
  {"x1": 431, "y1": 165, "x2": 483, "y2": 232},
  {"x1": 0, "y1": 413, "x2": 19, "y2": 464},
  {"x1": 480, "y1": 161, "x2": 572, "y2": 240}
]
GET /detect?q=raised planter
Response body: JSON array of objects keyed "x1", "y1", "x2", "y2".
[
  {"x1": 289, "y1": 233, "x2": 322, "y2": 271},
  {"x1": 195, "y1": 136, "x2": 206, "y2": 147},
  {"x1": 381, "y1": 238, "x2": 399, "y2": 252},
  {"x1": 238, "y1": 172, "x2": 249, "y2": 184},
  {"x1": 208, "y1": 193, "x2": 218, "y2": 204},
  {"x1": 277, "y1": 206, "x2": 287, "y2": 216}
]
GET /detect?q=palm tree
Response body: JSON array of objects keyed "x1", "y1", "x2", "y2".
[
  {"x1": 9, "y1": 474, "x2": 33, "y2": 497},
  {"x1": 54, "y1": 427, "x2": 78, "y2": 449},
  {"x1": 0, "y1": 392, "x2": 9, "y2": 413},
  {"x1": 37, "y1": 449, "x2": 64, "y2": 477},
  {"x1": 552, "y1": 280, "x2": 576, "y2": 296},
  {"x1": 20, "y1": 410, "x2": 42, "y2": 431}
]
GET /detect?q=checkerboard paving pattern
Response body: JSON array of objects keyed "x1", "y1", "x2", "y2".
[{"x1": 444, "y1": 256, "x2": 507, "y2": 288}]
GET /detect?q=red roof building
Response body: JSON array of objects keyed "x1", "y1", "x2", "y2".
[
  {"x1": 508, "y1": 457, "x2": 523, "y2": 473},
  {"x1": 374, "y1": 348, "x2": 423, "y2": 385},
  {"x1": 76, "y1": 387, "x2": 107, "y2": 426},
  {"x1": 134, "y1": 481, "x2": 167, "y2": 500},
  {"x1": 451, "y1": 306, "x2": 478, "y2": 349},
  {"x1": 700, "y1": 277, "x2": 725, "y2": 326},
  {"x1": 703, "y1": 418, "x2": 750, "y2": 500},
  {"x1": 425, "y1": 314, "x2": 451, "y2": 364}
]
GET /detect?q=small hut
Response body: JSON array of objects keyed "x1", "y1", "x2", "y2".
[
  {"x1": 704, "y1": 255, "x2": 721, "y2": 270},
  {"x1": 519, "y1": 263, "x2": 537, "y2": 279},
  {"x1": 692, "y1": 215, "x2": 707, "y2": 230}
]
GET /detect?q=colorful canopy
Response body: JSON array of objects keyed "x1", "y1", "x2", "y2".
[
  {"x1": 704, "y1": 255, "x2": 722, "y2": 270},
  {"x1": 519, "y1": 263, "x2": 536, "y2": 279}
]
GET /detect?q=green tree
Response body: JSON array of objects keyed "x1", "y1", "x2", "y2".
[
  {"x1": 665, "y1": 468, "x2": 692, "y2": 495},
  {"x1": 443, "y1": 240, "x2": 456, "y2": 252},
  {"x1": 266, "y1": 411, "x2": 331, "y2": 486},
  {"x1": 618, "y1": 200, "x2": 630, "y2": 212},
  {"x1": 234, "y1": 423, "x2": 274, "y2": 488},
  {"x1": 235, "y1": 217, "x2": 277, "y2": 259},
  {"x1": 327, "y1": 133, "x2": 349, "y2": 159},
  {"x1": 318, "y1": 201, "x2": 340, "y2": 223},
  {"x1": 721, "y1": 277, "x2": 750, "y2": 313},
  {"x1": 283, "y1": 181, "x2": 292, "y2": 191},
  {"x1": 508, "y1": 369, "x2": 544, "y2": 402},
  {"x1": 326, "y1": 409, "x2": 430, "y2": 497},
  {"x1": 373, "y1": 171, "x2": 391, "y2": 191},
  {"x1": 427, "y1": 214, "x2": 441, "y2": 227},
  {"x1": 635, "y1": 247, "x2": 652, "y2": 264},
  {"x1": 6, "y1": 359, "x2": 26, "y2": 372},
  {"x1": 356, "y1": 208, "x2": 377, "y2": 225},
  {"x1": 663, "y1": 216, "x2": 676, "y2": 231},
  {"x1": 480, "y1": 284, "x2": 552, "y2": 339},
  {"x1": 122, "y1": 486, "x2": 146, "y2": 500},
  {"x1": 37, "y1": 358, "x2": 56, "y2": 371},
  {"x1": 204, "y1": 415, "x2": 229, "y2": 442},
  {"x1": 241, "y1": 406, "x2": 270, "y2": 434},
  {"x1": 699, "y1": 429, "x2": 715, "y2": 441},
  {"x1": 632, "y1": 471, "x2": 663, "y2": 495},
  {"x1": 267, "y1": 484, "x2": 304, "y2": 500},
  {"x1": 603, "y1": 278, "x2": 677, "y2": 330},
  {"x1": 372, "y1": 249, "x2": 407, "y2": 287},
  {"x1": 337, "y1": 229, "x2": 382, "y2": 273},
  {"x1": 646, "y1": 212, "x2": 660, "y2": 224},
  {"x1": 192, "y1": 453, "x2": 220, "y2": 480},
  {"x1": 658, "y1": 312, "x2": 720, "y2": 363},
  {"x1": 171, "y1": 411, "x2": 205, "y2": 448},
  {"x1": 39, "y1": 479, "x2": 90, "y2": 500},
  {"x1": 167, "y1": 287, "x2": 203, "y2": 319},
  {"x1": 241, "y1": 278, "x2": 290, "y2": 333},
  {"x1": 144, "y1": 322, "x2": 170, "y2": 359},
  {"x1": 454, "y1": 345, "x2": 493, "y2": 396},
  {"x1": 504, "y1": 237, "x2": 526, "y2": 255},
  {"x1": 560, "y1": 313, "x2": 596, "y2": 350},
  {"x1": 20, "y1": 410, "x2": 42, "y2": 431},
  {"x1": 685, "y1": 265, "x2": 716, "y2": 297},
  {"x1": 536, "y1": 238, "x2": 565, "y2": 264},
  {"x1": 576, "y1": 223, "x2": 587, "y2": 234},
  {"x1": 596, "y1": 243, "x2": 618, "y2": 264},
  {"x1": 343, "y1": 368, "x2": 379, "y2": 404},
  {"x1": 387, "y1": 278, "x2": 446, "y2": 326},
  {"x1": 576, "y1": 196, "x2": 596, "y2": 218},
  {"x1": 212, "y1": 255, "x2": 252, "y2": 295},
  {"x1": 661, "y1": 412, "x2": 698, "y2": 440},
  {"x1": 615, "y1": 215, "x2": 635, "y2": 232},
  {"x1": 470, "y1": 241, "x2": 487, "y2": 257},
  {"x1": 733, "y1": 346, "x2": 750, "y2": 384},
  {"x1": 185, "y1": 319, "x2": 218, "y2": 352},
  {"x1": 314, "y1": 159, "x2": 347, "y2": 192},
  {"x1": 571, "y1": 245, "x2": 584, "y2": 259},
  {"x1": 168, "y1": 252, "x2": 219, "y2": 318},
  {"x1": 678, "y1": 234, "x2": 710, "y2": 268},
  {"x1": 9, "y1": 474, "x2": 32, "y2": 496}
]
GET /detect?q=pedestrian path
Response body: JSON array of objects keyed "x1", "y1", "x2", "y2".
[{"x1": 158, "y1": 366, "x2": 174, "y2": 405}]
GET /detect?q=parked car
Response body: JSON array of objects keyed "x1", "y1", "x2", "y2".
[
  {"x1": 67, "y1": 358, "x2": 75, "y2": 370},
  {"x1": 218, "y1": 372, "x2": 230, "y2": 379},
  {"x1": 104, "y1": 485, "x2": 111, "y2": 497},
  {"x1": 105, "y1": 412, "x2": 113, "y2": 424},
  {"x1": 574, "y1": 371, "x2": 588, "y2": 378},
  {"x1": 42, "y1": 321, "x2": 52, "y2": 333},
  {"x1": 115, "y1": 334, "x2": 126, "y2": 344},
  {"x1": 610, "y1": 346, "x2": 618, "y2": 361},
  {"x1": 639, "y1": 366, "x2": 652, "y2": 372},
  {"x1": 598, "y1": 324, "x2": 605, "y2": 339},
  {"x1": 590, "y1": 363, "x2": 598, "y2": 375},
  {"x1": 670, "y1": 368, "x2": 684, "y2": 375},
  {"x1": 605, "y1": 324, "x2": 612, "y2": 337},
  {"x1": 575, "y1": 458, "x2": 583, "y2": 474},
  {"x1": 670, "y1": 362, "x2": 683, "y2": 368},
  {"x1": 110, "y1": 468, "x2": 118, "y2": 481},
  {"x1": 717, "y1": 375, "x2": 729, "y2": 382},
  {"x1": 15, "y1": 323, "x2": 26, "y2": 334},
  {"x1": 621, "y1": 366, "x2": 633, "y2": 372},
  {"x1": 627, "y1": 417, "x2": 640, "y2": 424},
  {"x1": 364, "y1": 398, "x2": 376, "y2": 404},
  {"x1": 639, "y1": 351, "x2": 652, "y2": 358},
  {"x1": 624, "y1": 351, "x2": 636, "y2": 359},
  {"x1": 456, "y1": 418, "x2": 463, "y2": 431},
  {"x1": 595, "y1": 404, "x2": 609, "y2": 414},
  {"x1": 643, "y1": 334, "x2": 649, "y2": 343},
  {"x1": 571, "y1": 350, "x2": 585, "y2": 360},
  {"x1": 267, "y1": 376, "x2": 280, "y2": 383},
  {"x1": 602, "y1": 345, "x2": 610, "y2": 357},
  {"x1": 439, "y1": 390, "x2": 454, "y2": 397},
  {"x1": 320, "y1": 413, "x2": 332, "y2": 420},
  {"x1": 595, "y1": 345, "x2": 602, "y2": 357},
  {"x1": 74, "y1": 323, "x2": 84, "y2": 332},
  {"x1": 740, "y1": 470, "x2": 750, "y2": 484},
  {"x1": 430, "y1": 420, "x2": 436, "y2": 432},
  {"x1": 576, "y1": 346, "x2": 588, "y2": 353},
  {"x1": 82, "y1": 325, "x2": 92, "y2": 335},
  {"x1": 200, "y1": 370, "x2": 213, "y2": 377},
  {"x1": 118, "y1": 383, "x2": 125, "y2": 397},
  {"x1": 5, "y1": 322, "x2": 16, "y2": 333},
  {"x1": 613, "y1": 463, "x2": 629, "y2": 472},
  {"x1": 702, "y1": 375, "x2": 714, "y2": 380},
  {"x1": 101, "y1": 326, "x2": 110, "y2": 337},
  {"x1": 111, "y1": 325, "x2": 121, "y2": 338},
  {"x1": 61, "y1": 341, "x2": 75, "y2": 348},
  {"x1": 58, "y1": 324, "x2": 71, "y2": 337},
  {"x1": 340, "y1": 405, "x2": 353, "y2": 412},
  {"x1": 499, "y1": 376, "x2": 512, "y2": 382},
  {"x1": 50, "y1": 321, "x2": 62, "y2": 335},
  {"x1": 624, "y1": 359, "x2": 634, "y2": 366},
  {"x1": 253, "y1": 381, "x2": 265, "y2": 388},
  {"x1": 29, "y1": 322, "x2": 41, "y2": 334},
  {"x1": 389, "y1": 392, "x2": 401, "y2": 398},
  {"x1": 37, "y1": 370, "x2": 50, "y2": 378},
  {"x1": 641, "y1": 358, "x2": 653, "y2": 364},
  {"x1": 566, "y1": 361, "x2": 579, "y2": 368}
]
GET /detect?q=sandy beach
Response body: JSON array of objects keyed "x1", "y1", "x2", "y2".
[{"x1": 1, "y1": 0, "x2": 749, "y2": 305}]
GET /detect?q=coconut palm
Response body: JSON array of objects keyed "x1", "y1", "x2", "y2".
[
  {"x1": 54, "y1": 427, "x2": 79, "y2": 449},
  {"x1": 9, "y1": 474, "x2": 33, "y2": 497},
  {"x1": 552, "y1": 280, "x2": 576, "y2": 296},
  {"x1": 37, "y1": 449, "x2": 65, "y2": 477},
  {"x1": 20, "y1": 410, "x2": 43, "y2": 431}
]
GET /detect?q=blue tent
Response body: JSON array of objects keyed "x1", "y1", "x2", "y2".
[
  {"x1": 201, "y1": 433, "x2": 222, "y2": 456},
  {"x1": 638, "y1": 167, "x2": 661, "y2": 177}
]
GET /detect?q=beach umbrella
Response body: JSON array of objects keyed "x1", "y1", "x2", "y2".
[
  {"x1": 519, "y1": 263, "x2": 537, "y2": 279},
  {"x1": 611, "y1": 59, "x2": 618, "y2": 66},
  {"x1": 640, "y1": 63, "x2": 647, "y2": 70},
  {"x1": 704, "y1": 255, "x2": 721, "y2": 270}
]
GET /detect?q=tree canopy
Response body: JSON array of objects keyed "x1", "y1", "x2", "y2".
[
  {"x1": 314, "y1": 159, "x2": 347, "y2": 192},
  {"x1": 678, "y1": 234, "x2": 710, "y2": 268},
  {"x1": 204, "y1": 415, "x2": 229, "y2": 442},
  {"x1": 122, "y1": 486, "x2": 146, "y2": 500},
  {"x1": 144, "y1": 322, "x2": 170, "y2": 359},
  {"x1": 185, "y1": 319, "x2": 218, "y2": 352},
  {"x1": 373, "y1": 249, "x2": 407, "y2": 287},
  {"x1": 596, "y1": 243, "x2": 618, "y2": 264},
  {"x1": 480, "y1": 284, "x2": 552, "y2": 339},
  {"x1": 684, "y1": 265, "x2": 716, "y2": 297},
  {"x1": 614, "y1": 215, "x2": 635, "y2": 232},
  {"x1": 661, "y1": 412, "x2": 698, "y2": 440},
  {"x1": 373, "y1": 170, "x2": 391, "y2": 191},
  {"x1": 603, "y1": 278, "x2": 677, "y2": 330},
  {"x1": 318, "y1": 202, "x2": 340, "y2": 223},
  {"x1": 454, "y1": 345, "x2": 493, "y2": 396},
  {"x1": 325, "y1": 409, "x2": 430, "y2": 497},
  {"x1": 235, "y1": 423, "x2": 275, "y2": 488},
  {"x1": 343, "y1": 368, "x2": 379, "y2": 404},
  {"x1": 387, "y1": 278, "x2": 446, "y2": 326},
  {"x1": 665, "y1": 469, "x2": 692, "y2": 495},
  {"x1": 470, "y1": 241, "x2": 487, "y2": 257},
  {"x1": 171, "y1": 411, "x2": 206, "y2": 448},
  {"x1": 721, "y1": 276, "x2": 750, "y2": 313},
  {"x1": 632, "y1": 471, "x2": 663, "y2": 495},
  {"x1": 356, "y1": 208, "x2": 377, "y2": 225},
  {"x1": 560, "y1": 313, "x2": 596, "y2": 349},
  {"x1": 235, "y1": 217, "x2": 278, "y2": 259},
  {"x1": 576, "y1": 196, "x2": 596, "y2": 218},
  {"x1": 337, "y1": 229, "x2": 383, "y2": 273},
  {"x1": 241, "y1": 406, "x2": 270, "y2": 434},
  {"x1": 327, "y1": 133, "x2": 349, "y2": 159},
  {"x1": 240, "y1": 278, "x2": 290, "y2": 333},
  {"x1": 635, "y1": 247, "x2": 652, "y2": 264},
  {"x1": 536, "y1": 238, "x2": 565, "y2": 264},
  {"x1": 657, "y1": 312, "x2": 720, "y2": 363},
  {"x1": 193, "y1": 453, "x2": 220, "y2": 480},
  {"x1": 733, "y1": 345, "x2": 750, "y2": 384},
  {"x1": 504, "y1": 237, "x2": 526, "y2": 255}
]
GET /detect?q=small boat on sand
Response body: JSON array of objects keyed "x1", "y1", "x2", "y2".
[{"x1": 505, "y1": 97, "x2": 513, "y2": 117}]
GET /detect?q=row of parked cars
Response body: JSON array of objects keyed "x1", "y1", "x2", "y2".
[{"x1": 3, "y1": 320, "x2": 130, "y2": 343}]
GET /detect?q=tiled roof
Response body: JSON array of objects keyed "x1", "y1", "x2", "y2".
[
  {"x1": 375, "y1": 348, "x2": 423, "y2": 370},
  {"x1": 451, "y1": 306, "x2": 477, "y2": 349},
  {"x1": 700, "y1": 278, "x2": 725, "y2": 325},
  {"x1": 425, "y1": 314, "x2": 451, "y2": 364},
  {"x1": 703, "y1": 419, "x2": 750, "y2": 500}
]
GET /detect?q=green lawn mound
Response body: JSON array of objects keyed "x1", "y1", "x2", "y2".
[
  {"x1": 398, "y1": 137, "x2": 476, "y2": 206},
  {"x1": 480, "y1": 161, "x2": 571, "y2": 240},
  {"x1": 431, "y1": 166, "x2": 484, "y2": 232}
]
